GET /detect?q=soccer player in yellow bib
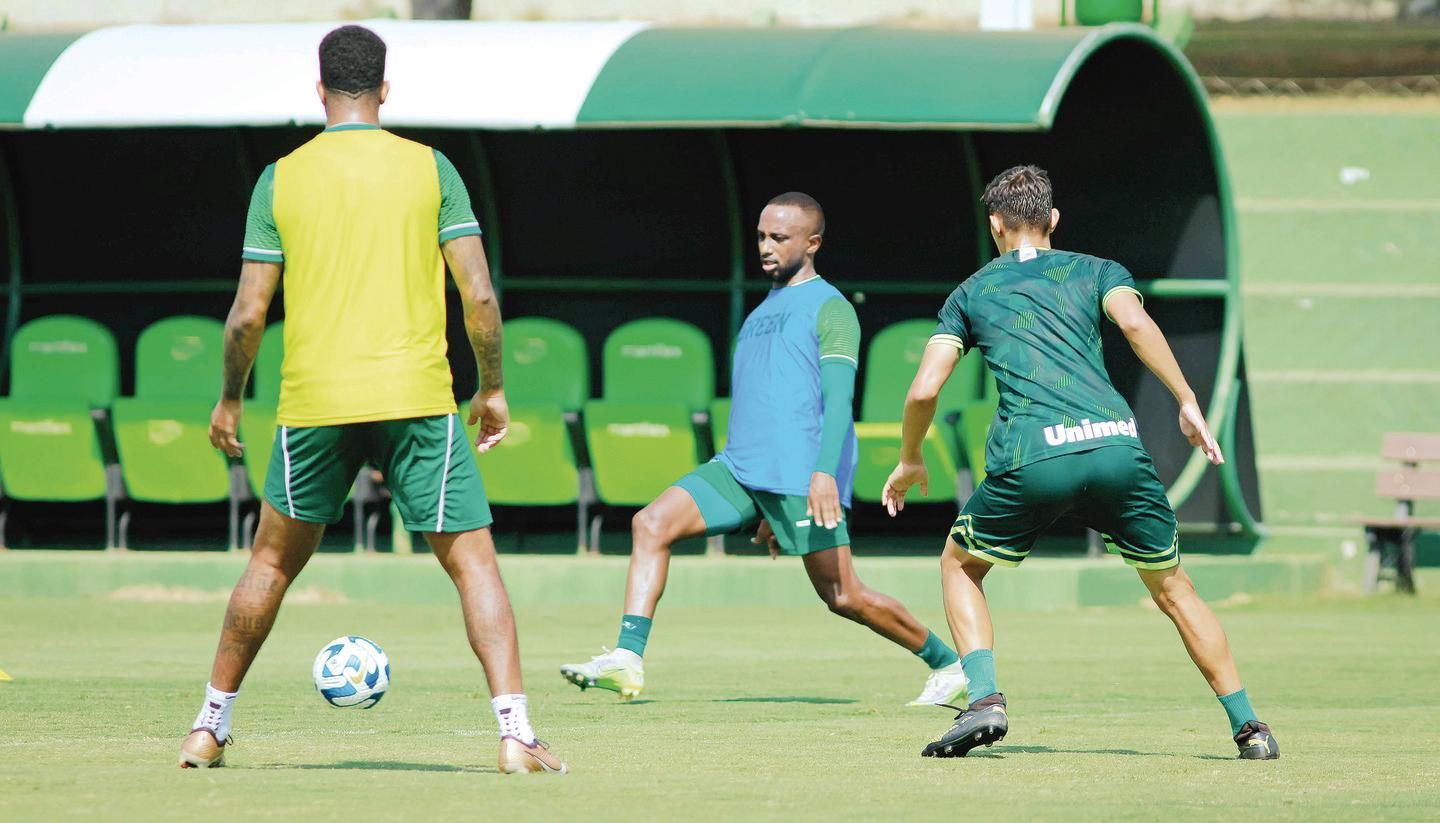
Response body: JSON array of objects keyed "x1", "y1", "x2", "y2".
[{"x1": 178, "y1": 26, "x2": 566, "y2": 775}]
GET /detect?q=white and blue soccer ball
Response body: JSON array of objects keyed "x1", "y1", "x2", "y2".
[{"x1": 312, "y1": 635, "x2": 390, "y2": 709}]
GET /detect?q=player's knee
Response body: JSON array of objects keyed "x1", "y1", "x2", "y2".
[
  {"x1": 823, "y1": 588, "x2": 862, "y2": 621},
  {"x1": 1149, "y1": 571, "x2": 1196, "y2": 615},
  {"x1": 631, "y1": 507, "x2": 669, "y2": 548}
]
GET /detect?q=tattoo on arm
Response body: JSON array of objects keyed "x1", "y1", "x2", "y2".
[
  {"x1": 443, "y1": 236, "x2": 503, "y2": 393},
  {"x1": 221, "y1": 261, "x2": 281, "y2": 402},
  {"x1": 474, "y1": 322, "x2": 504, "y2": 392}
]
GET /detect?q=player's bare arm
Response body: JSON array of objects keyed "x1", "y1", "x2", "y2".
[
  {"x1": 209, "y1": 260, "x2": 282, "y2": 457},
  {"x1": 1104, "y1": 291, "x2": 1224, "y2": 466},
  {"x1": 442, "y1": 234, "x2": 508, "y2": 452},
  {"x1": 883, "y1": 342, "x2": 960, "y2": 516}
]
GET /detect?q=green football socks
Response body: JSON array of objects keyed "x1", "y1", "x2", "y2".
[
  {"x1": 915, "y1": 631, "x2": 961, "y2": 670},
  {"x1": 961, "y1": 649, "x2": 997, "y2": 703},
  {"x1": 1218, "y1": 688, "x2": 1257, "y2": 736},
  {"x1": 616, "y1": 614, "x2": 653, "y2": 657}
]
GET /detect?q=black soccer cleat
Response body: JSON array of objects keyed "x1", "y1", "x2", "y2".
[
  {"x1": 1234, "y1": 720, "x2": 1279, "y2": 760},
  {"x1": 922, "y1": 693, "x2": 1009, "y2": 758}
]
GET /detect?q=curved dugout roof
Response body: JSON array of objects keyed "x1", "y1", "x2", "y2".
[{"x1": 0, "y1": 22, "x2": 1191, "y2": 132}]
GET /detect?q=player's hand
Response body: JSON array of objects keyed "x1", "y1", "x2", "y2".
[
  {"x1": 807, "y1": 471, "x2": 843, "y2": 530},
  {"x1": 1178, "y1": 400, "x2": 1224, "y2": 466},
  {"x1": 751, "y1": 519, "x2": 781, "y2": 559},
  {"x1": 882, "y1": 460, "x2": 929, "y2": 517},
  {"x1": 209, "y1": 398, "x2": 244, "y2": 458},
  {"x1": 468, "y1": 389, "x2": 509, "y2": 452}
]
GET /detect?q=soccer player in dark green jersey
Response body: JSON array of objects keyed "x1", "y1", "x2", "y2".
[{"x1": 882, "y1": 165, "x2": 1279, "y2": 760}]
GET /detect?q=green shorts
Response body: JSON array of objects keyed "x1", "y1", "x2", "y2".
[
  {"x1": 951, "y1": 444, "x2": 1178, "y2": 570},
  {"x1": 675, "y1": 460, "x2": 849, "y2": 556},
  {"x1": 263, "y1": 413, "x2": 492, "y2": 533}
]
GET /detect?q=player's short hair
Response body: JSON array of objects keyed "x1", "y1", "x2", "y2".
[
  {"x1": 981, "y1": 165, "x2": 1053, "y2": 232},
  {"x1": 319, "y1": 25, "x2": 386, "y2": 95},
  {"x1": 766, "y1": 192, "x2": 826, "y2": 236}
]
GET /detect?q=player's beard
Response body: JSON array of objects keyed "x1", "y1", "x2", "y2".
[{"x1": 768, "y1": 257, "x2": 805, "y2": 285}]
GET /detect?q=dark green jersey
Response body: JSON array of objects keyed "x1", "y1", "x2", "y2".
[{"x1": 932, "y1": 247, "x2": 1145, "y2": 475}]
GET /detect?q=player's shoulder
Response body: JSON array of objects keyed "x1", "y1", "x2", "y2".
[{"x1": 1049, "y1": 248, "x2": 1121, "y2": 274}]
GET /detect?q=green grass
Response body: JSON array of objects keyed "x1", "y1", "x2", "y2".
[{"x1": 1, "y1": 594, "x2": 1438, "y2": 820}]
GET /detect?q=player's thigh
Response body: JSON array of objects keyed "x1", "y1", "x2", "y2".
[
  {"x1": 754, "y1": 491, "x2": 849, "y2": 557},
  {"x1": 1080, "y1": 446, "x2": 1179, "y2": 571},
  {"x1": 952, "y1": 458, "x2": 1074, "y2": 568},
  {"x1": 371, "y1": 414, "x2": 493, "y2": 534},
  {"x1": 264, "y1": 423, "x2": 366, "y2": 525},
  {"x1": 250, "y1": 499, "x2": 327, "y2": 575},
  {"x1": 799, "y1": 542, "x2": 862, "y2": 604},
  {"x1": 665, "y1": 460, "x2": 758, "y2": 541},
  {"x1": 424, "y1": 522, "x2": 499, "y2": 578}
]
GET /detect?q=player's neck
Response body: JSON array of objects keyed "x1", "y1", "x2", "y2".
[
  {"x1": 323, "y1": 102, "x2": 381, "y2": 128},
  {"x1": 996, "y1": 231, "x2": 1052, "y2": 256},
  {"x1": 776, "y1": 266, "x2": 821, "y2": 288}
]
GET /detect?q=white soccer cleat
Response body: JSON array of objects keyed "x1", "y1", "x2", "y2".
[
  {"x1": 559, "y1": 648, "x2": 644, "y2": 701},
  {"x1": 498, "y1": 736, "x2": 568, "y2": 774},
  {"x1": 907, "y1": 663, "x2": 968, "y2": 707},
  {"x1": 178, "y1": 728, "x2": 227, "y2": 768}
]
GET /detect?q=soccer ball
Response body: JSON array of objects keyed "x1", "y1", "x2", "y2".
[{"x1": 312, "y1": 635, "x2": 390, "y2": 709}]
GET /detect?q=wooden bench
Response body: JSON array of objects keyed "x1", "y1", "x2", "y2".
[{"x1": 1355, "y1": 433, "x2": 1440, "y2": 593}]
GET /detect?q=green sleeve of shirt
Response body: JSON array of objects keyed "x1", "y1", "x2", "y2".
[
  {"x1": 930, "y1": 285, "x2": 970, "y2": 351},
  {"x1": 1098, "y1": 259, "x2": 1142, "y2": 323},
  {"x1": 241, "y1": 164, "x2": 283, "y2": 263},
  {"x1": 815, "y1": 297, "x2": 859, "y2": 477},
  {"x1": 435, "y1": 149, "x2": 482, "y2": 244},
  {"x1": 815, "y1": 297, "x2": 860, "y2": 366}
]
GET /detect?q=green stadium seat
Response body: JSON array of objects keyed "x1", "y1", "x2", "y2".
[
  {"x1": 8, "y1": 314, "x2": 119, "y2": 407},
  {"x1": 253, "y1": 321, "x2": 285, "y2": 405},
  {"x1": 855, "y1": 319, "x2": 987, "y2": 505},
  {"x1": 464, "y1": 402, "x2": 589, "y2": 552},
  {"x1": 602, "y1": 318, "x2": 714, "y2": 412},
  {"x1": 957, "y1": 397, "x2": 1000, "y2": 485},
  {"x1": 851, "y1": 422, "x2": 958, "y2": 505},
  {"x1": 860, "y1": 319, "x2": 984, "y2": 424},
  {"x1": 709, "y1": 397, "x2": 731, "y2": 454},
  {"x1": 112, "y1": 316, "x2": 234, "y2": 548},
  {"x1": 133, "y1": 315, "x2": 225, "y2": 400},
  {"x1": 503, "y1": 318, "x2": 589, "y2": 411},
  {"x1": 0, "y1": 315, "x2": 121, "y2": 547},
  {"x1": 582, "y1": 400, "x2": 699, "y2": 550},
  {"x1": 241, "y1": 322, "x2": 284, "y2": 497}
]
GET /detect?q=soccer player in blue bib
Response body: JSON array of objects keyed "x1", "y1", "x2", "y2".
[
  {"x1": 883, "y1": 166, "x2": 1278, "y2": 760},
  {"x1": 561, "y1": 193, "x2": 966, "y2": 706}
]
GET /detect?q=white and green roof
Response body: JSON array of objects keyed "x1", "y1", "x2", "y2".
[{"x1": 0, "y1": 21, "x2": 1201, "y2": 131}]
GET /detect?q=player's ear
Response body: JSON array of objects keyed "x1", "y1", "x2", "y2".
[
  {"x1": 378, "y1": 81, "x2": 390, "y2": 105},
  {"x1": 808, "y1": 232, "x2": 823, "y2": 255},
  {"x1": 988, "y1": 213, "x2": 1005, "y2": 241},
  {"x1": 315, "y1": 81, "x2": 327, "y2": 107},
  {"x1": 1048, "y1": 208, "x2": 1060, "y2": 235}
]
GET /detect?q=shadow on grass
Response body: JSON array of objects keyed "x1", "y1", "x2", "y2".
[
  {"x1": 251, "y1": 761, "x2": 493, "y2": 773},
  {"x1": 713, "y1": 696, "x2": 858, "y2": 705},
  {"x1": 970, "y1": 745, "x2": 1231, "y2": 761}
]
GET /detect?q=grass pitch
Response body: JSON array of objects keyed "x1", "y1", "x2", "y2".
[{"x1": 1, "y1": 592, "x2": 1437, "y2": 820}]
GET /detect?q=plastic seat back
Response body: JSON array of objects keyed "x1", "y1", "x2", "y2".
[
  {"x1": 602, "y1": 318, "x2": 714, "y2": 412},
  {"x1": 9, "y1": 315, "x2": 118, "y2": 407},
  {"x1": 503, "y1": 318, "x2": 589, "y2": 412},
  {"x1": 583, "y1": 400, "x2": 698, "y2": 506},
  {"x1": 466, "y1": 403, "x2": 579, "y2": 506},
  {"x1": 861, "y1": 319, "x2": 983, "y2": 423},
  {"x1": 134, "y1": 316, "x2": 224, "y2": 401}
]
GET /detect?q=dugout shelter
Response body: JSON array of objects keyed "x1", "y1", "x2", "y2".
[{"x1": 0, "y1": 20, "x2": 1261, "y2": 544}]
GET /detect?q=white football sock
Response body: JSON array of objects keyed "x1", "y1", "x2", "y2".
[
  {"x1": 491, "y1": 693, "x2": 536, "y2": 746},
  {"x1": 193, "y1": 683, "x2": 238, "y2": 743}
]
